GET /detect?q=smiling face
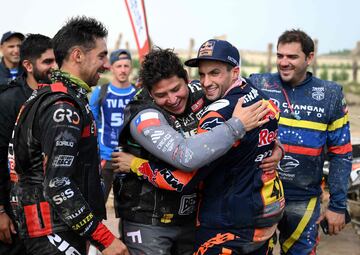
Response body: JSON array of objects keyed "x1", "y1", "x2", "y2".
[
  {"x1": 276, "y1": 42, "x2": 314, "y2": 87},
  {"x1": 150, "y1": 75, "x2": 189, "y2": 115},
  {"x1": 80, "y1": 38, "x2": 109, "y2": 86},
  {"x1": 111, "y1": 55, "x2": 132, "y2": 85},
  {"x1": 198, "y1": 60, "x2": 239, "y2": 101},
  {"x1": 32, "y1": 49, "x2": 57, "y2": 83},
  {"x1": 1, "y1": 36, "x2": 22, "y2": 68}
]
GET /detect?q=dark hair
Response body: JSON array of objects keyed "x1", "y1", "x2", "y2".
[
  {"x1": 139, "y1": 47, "x2": 188, "y2": 91},
  {"x1": 20, "y1": 34, "x2": 52, "y2": 64},
  {"x1": 52, "y1": 16, "x2": 108, "y2": 68},
  {"x1": 277, "y1": 29, "x2": 314, "y2": 57}
]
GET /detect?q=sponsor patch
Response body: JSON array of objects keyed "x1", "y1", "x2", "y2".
[
  {"x1": 53, "y1": 108, "x2": 80, "y2": 124},
  {"x1": 55, "y1": 130, "x2": 76, "y2": 147},
  {"x1": 126, "y1": 230, "x2": 143, "y2": 243},
  {"x1": 278, "y1": 155, "x2": 300, "y2": 173},
  {"x1": 199, "y1": 40, "x2": 215, "y2": 57},
  {"x1": 179, "y1": 193, "x2": 197, "y2": 215},
  {"x1": 49, "y1": 177, "x2": 71, "y2": 188},
  {"x1": 52, "y1": 155, "x2": 74, "y2": 167},
  {"x1": 65, "y1": 206, "x2": 86, "y2": 220},
  {"x1": 52, "y1": 188, "x2": 74, "y2": 204},
  {"x1": 135, "y1": 112, "x2": 161, "y2": 133},
  {"x1": 311, "y1": 87, "x2": 324, "y2": 101},
  {"x1": 72, "y1": 213, "x2": 94, "y2": 230},
  {"x1": 191, "y1": 98, "x2": 204, "y2": 113},
  {"x1": 47, "y1": 233, "x2": 81, "y2": 254},
  {"x1": 258, "y1": 129, "x2": 278, "y2": 147}
]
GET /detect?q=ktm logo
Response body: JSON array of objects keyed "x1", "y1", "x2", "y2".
[
  {"x1": 159, "y1": 168, "x2": 184, "y2": 192},
  {"x1": 259, "y1": 129, "x2": 278, "y2": 147}
]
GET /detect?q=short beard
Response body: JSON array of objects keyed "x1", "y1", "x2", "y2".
[{"x1": 33, "y1": 69, "x2": 52, "y2": 84}]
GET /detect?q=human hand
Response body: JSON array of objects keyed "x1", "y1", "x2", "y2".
[
  {"x1": 260, "y1": 142, "x2": 283, "y2": 172},
  {"x1": 111, "y1": 151, "x2": 135, "y2": 173},
  {"x1": 232, "y1": 97, "x2": 270, "y2": 131},
  {"x1": 102, "y1": 238, "x2": 129, "y2": 255},
  {"x1": 317, "y1": 209, "x2": 345, "y2": 235},
  {"x1": 0, "y1": 211, "x2": 16, "y2": 244}
]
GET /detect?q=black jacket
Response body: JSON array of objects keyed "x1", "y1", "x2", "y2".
[
  {"x1": 9, "y1": 82, "x2": 111, "y2": 250},
  {"x1": 0, "y1": 58, "x2": 24, "y2": 85},
  {"x1": 0, "y1": 76, "x2": 32, "y2": 209}
]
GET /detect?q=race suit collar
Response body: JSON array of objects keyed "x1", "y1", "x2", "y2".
[
  {"x1": 223, "y1": 77, "x2": 247, "y2": 97},
  {"x1": 50, "y1": 69, "x2": 91, "y2": 98},
  {"x1": 279, "y1": 71, "x2": 313, "y2": 89}
]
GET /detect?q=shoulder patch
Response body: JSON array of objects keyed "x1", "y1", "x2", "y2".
[{"x1": 135, "y1": 111, "x2": 161, "y2": 133}]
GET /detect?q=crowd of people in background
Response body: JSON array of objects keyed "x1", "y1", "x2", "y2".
[{"x1": 0, "y1": 15, "x2": 353, "y2": 255}]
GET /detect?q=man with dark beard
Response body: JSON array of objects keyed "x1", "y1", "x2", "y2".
[
  {"x1": 0, "y1": 33, "x2": 56, "y2": 255},
  {"x1": 9, "y1": 17, "x2": 128, "y2": 255}
]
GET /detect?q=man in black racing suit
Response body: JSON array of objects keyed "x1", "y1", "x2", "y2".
[
  {"x1": 0, "y1": 34, "x2": 56, "y2": 255},
  {"x1": 8, "y1": 17, "x2": 128, "y2": 255}
]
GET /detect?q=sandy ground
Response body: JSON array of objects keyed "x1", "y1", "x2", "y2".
[{"x1": 103, "y1": 193, "x2": 360, "y2": 255}]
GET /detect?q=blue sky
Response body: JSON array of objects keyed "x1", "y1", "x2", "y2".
[{"x1": 1, "y1": 0, "x2": 359, "y2": 54}]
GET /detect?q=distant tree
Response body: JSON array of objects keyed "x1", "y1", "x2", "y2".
[
  {"x1": 327, "y1": 49, "x2": 351, "y2": 56},
  {"x1": 259, "y1": 63, "x2": 266, "y2": 73},
  {"x1": 132, "y1": 58, "x2": 140, "y2": 70},
  {"x1": 332, "y1": 71, "x2": 339, "y2": 81},
  {"x1": 338, "y1": 67, "x2": 349, "y2": 81},
  {"x1": 320, "y1": 67, "x2": 329, "y2": 80}
]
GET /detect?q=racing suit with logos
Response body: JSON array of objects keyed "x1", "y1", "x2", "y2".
[
  {"x1": 249, "y1": 72, "x2": 352, "y2": 254},
  {"x1": 0, "y1": 76, "x2": 32, "y2": 255},
  {"x1": 8, "y1": 75, "x2": 116, "y2": 254},
  {"x1": 116, "y1": 81, "x2": 247, "y2": 254},
  {"x1": 128, "y1": 79, "x2": 285, "y2": 255}
]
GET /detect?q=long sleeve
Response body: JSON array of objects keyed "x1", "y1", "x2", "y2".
[{"x1": 129, "y1": 108, "x2": 245, "y2": 171}]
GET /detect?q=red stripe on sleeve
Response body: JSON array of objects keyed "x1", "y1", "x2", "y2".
[
  {"x1": 328, "y1": 142, "x2": 352, "y2": 155},
  {"x1": 91, "y1": 222, "x2": 116, "y2": 249}
]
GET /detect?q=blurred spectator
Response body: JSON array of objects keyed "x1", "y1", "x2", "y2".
[
  {"x1": 0, "y1": 31, "x2": 24, "y2": 84},
  {"x1": 89, "y1": 49, "x2": 136, "y2": 202}
]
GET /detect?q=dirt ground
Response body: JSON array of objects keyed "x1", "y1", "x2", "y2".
[
  {"x1": 103, "y1": 195, "x2": 360, "y2": 255},
  {"x1": 102, "y1": 97, "x2": 360, "y2": 254}
]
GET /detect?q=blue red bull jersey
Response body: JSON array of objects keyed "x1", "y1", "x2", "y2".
[
  {"x1": 195, "y1": 79, "x2": 284, "y2": 229},
  {"x1": 250, "y1": 72, "x2": 352, "y2": 213}
]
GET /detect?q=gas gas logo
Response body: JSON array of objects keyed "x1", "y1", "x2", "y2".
[{"x1": 259, "y1": 129, "x2": 278, "y2": 147}]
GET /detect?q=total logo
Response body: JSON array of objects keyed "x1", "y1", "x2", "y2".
[
  {"x1": 53, "y1": 108, "x2": 80, "y2": 125},
  {"x1": 259, "y1": 129, "x2": 278, "y2": 147}
]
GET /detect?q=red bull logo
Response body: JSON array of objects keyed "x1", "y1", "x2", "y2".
[
  {"x1": 262, "y1": 99, "x2": 280, "y2": 120},
  {"x1": 259, "y1": 129, "x2": 278, "y2": 147}
]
